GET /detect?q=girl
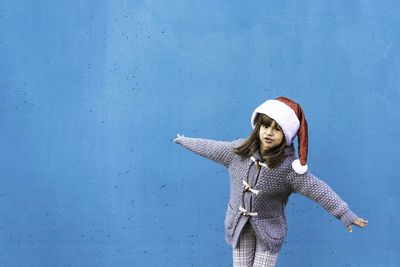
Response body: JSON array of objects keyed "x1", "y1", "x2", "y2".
[{"x1": 173, "y1": 96, "x2": 367, "y2": 267}]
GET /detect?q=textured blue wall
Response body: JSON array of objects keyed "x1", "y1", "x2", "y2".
[{"x1": 1, "y1": 1, "x2": 399, "y2": 266}]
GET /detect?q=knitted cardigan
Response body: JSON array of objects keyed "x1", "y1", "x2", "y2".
[{"x1": 173, "y1": 136, "x2": 358, "y2": 253}]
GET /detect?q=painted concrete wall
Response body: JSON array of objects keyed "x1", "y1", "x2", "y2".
[{"x1": 1, "y1": 1, "x2": 399, "y2": 266}]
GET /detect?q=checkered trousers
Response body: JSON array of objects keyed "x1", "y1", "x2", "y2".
[{"x1": 233, "y1": 222, "x2": 279, "y2": 267}]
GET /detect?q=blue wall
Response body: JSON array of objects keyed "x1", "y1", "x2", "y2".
[{"x1": 1, "y1": 1, "x2": 399, "y2": 266}]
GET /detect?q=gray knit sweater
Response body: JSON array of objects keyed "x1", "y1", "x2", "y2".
[{"x1": 173, "y1": 136, "x2": 358, "y2": 253}]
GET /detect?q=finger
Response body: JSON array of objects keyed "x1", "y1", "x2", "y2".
[
  {"x1": 354, "y1": 218, "x2": 368, "y2": 225},
  {"x1": 347, "y1": 225, "x2": 352, "y2": 232},
  {"x1": 355, "y1": 221, "x2": 367, "y2": 228}
]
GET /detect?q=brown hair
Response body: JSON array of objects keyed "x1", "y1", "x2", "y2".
[{"x1": 233, "y1": 113, "x2": 286, "y2": 168}]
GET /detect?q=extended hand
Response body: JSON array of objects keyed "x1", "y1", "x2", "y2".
[
  {"x1": 173, "y1": 133, "x2": 184, "y2": 143},
  {"x1": 347, "y1": 218, "x2": 368, "y2": 232}
]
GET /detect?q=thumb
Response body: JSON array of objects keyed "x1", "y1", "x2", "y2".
[{"x1": 347, "y1": 225, "x2": 352, "y2": 232}]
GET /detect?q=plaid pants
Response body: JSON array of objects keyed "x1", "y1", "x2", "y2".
[{"x1": 233, "y1": 222, "x2": 279, "y2": 267}]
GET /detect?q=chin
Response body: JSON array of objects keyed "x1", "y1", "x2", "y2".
[
  {"x1": 266, "y1": 143, "x2": 278, "y2": 149},
  {"x1": 261, "y1": 143, "x2": 273, "y2": 150}
]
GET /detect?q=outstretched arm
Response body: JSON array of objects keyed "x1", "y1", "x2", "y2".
[
  {"x1": 173, "y1": 133, "x2": 235, "y2": 168},
  {"x1": 287, "y1": 170, "x2": 367, "y2": 231}
]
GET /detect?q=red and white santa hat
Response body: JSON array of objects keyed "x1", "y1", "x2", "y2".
[{"x1": 250, "y1": 96, "x2": 309, "y2": 174}]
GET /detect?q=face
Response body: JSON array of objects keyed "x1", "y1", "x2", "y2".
[{"x1": 259, "y1": 120, "x2": 284, "y2": 151}]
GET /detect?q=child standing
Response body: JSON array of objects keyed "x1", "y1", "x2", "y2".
[{"x1": 173, "y1": 96, "x2": 367, "y2": 267}]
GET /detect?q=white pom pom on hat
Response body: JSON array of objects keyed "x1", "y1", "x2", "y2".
[{"x1": 250, "y1": 96, "x2": 309, "y2": 175}]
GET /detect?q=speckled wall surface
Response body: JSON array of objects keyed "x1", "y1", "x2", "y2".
[{"x1": 0, "y1": 1, "x2": 399, "y2": 266}]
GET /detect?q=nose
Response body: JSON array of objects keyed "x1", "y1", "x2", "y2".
[{"x1": 265, "y1": 126, "x2": 273, "y2": 135}]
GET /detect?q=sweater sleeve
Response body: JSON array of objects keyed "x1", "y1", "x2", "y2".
[
  {"x1": 173, "y1": 136, "x2": 235, "y2": 168},
  {"x1": 287, "y1": 170, "x2": 358, "y2": 226}
]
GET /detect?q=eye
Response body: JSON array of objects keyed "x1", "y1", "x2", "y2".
[{"x1": 275, "y1": 127, "x2": 280, "y2": 131}]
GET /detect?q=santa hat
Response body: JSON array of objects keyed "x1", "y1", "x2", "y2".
[{"x1": 250, "y1": 96, "x2": 309, "y2": 174}]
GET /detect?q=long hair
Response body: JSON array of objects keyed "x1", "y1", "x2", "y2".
[{"x1": 233, "y1": 113, "x2": 287, "y2": 168}]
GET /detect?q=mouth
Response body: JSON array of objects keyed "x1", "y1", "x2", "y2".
[{"x1": 264, "y1": 137, "x2": 273, "y2": 143}]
